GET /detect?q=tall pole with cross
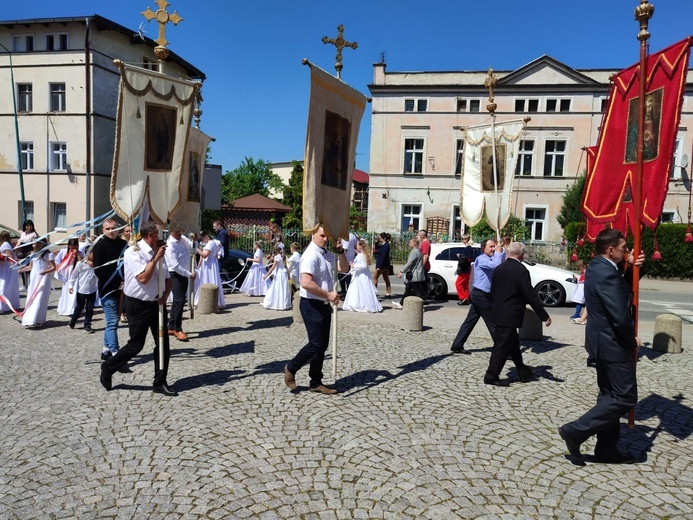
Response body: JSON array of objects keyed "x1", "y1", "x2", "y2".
[
  {"x1": 142, "y1": 0, "x2": 184, "y2": 72},
  {"x1": 322, "y1": 25, "x2": 358, "y2": 80}
]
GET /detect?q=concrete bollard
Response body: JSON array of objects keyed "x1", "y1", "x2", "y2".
[
  {"x1": 519, "y1": 306, "x2": 543, "y2": 341},
  {"x1": 402, "y1": 296, "x2": 424, "y2": 331},
  {"x1": 292, "y1": 291, "x2": 303, "y2": 326},
  {"x1": 653, "y1": 314, "x2": 683, "y2": 353},
  {"x1": 197, "y1": 283, "x2": 219, "y2": 314}
]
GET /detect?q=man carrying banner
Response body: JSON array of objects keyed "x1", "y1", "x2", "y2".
[{"x1": 165, "y1": 223, "x2": 195, "y2": 341}]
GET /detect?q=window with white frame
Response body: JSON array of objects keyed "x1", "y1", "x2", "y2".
[
  {"x1": 19, "y1": 200, "x2": 34, "y2": 225},
  {"x1": 525, "y1": 207, "x2": 547, "y2": 241},
  {"x1": 50, "y1": 142, "x2": 68, "y2": 171},
  {"x1": 670, "y1": 138, "x2": 682, "y2": 179},
  {"x1": 451, "y1": 205, "x2": 464, "y2": 239},
  {"x1": 51, "y1": 202, "x2": 67, "y2": 230},
  {"x1": 454, "y1": 139, "x2": 464, "y2": 176},
  {"x1": 543, "y1": 140, "x2": 566, "y2": 176},
  {"x1": 17, "y1": 84, "x2": 32, "y2": 112},
  {"x1": 401, "y1": 204, "x2": 422, "y2": 232},
  {"x1": 515, "y1": 99, "x2": 539, "y2": 112},
  {"x1": 143, "y1": 57, "x2": 155, "y2": 70},
  {"x1": 546, "y1": 98, "x2": 571, "y2": 112},
  {"x1": 404, "y1": 99, "x2": 428, "y2": 112},
  {"x1": 456, "y1": 98, "x2": 481, "y2": 112},
  {"x1": 46, "y1": 33, "x2": 68, "y2": 51},
  {"x1": 20, "y1": 142, "x2": 34, "y2": 171},
  {"x1": 50, "y1": 83, "x2": 66, "y2": 112},
  {"x1": 12, "y1": 34, "x2": 34, "y2": 52},
  {"x1": 403, "y1": 138, "x2": 424, "y2": 174},
  {"x1": 515, "y1": 140, "x2": 534, "y2": 176},
  {"x1": 660, "y1": 212, "x2": 676, "y2": 224}
]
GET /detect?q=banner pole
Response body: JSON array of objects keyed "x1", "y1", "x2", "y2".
[
  {"x1": 331, "y1": 252, "x2": 338, "y2": 379},
  {"x1": 484, "y1": 68, "x2": 501, "y2": 241},
  {"x1": 189, "y1": 233, "x2": 196, "y2": 320}
]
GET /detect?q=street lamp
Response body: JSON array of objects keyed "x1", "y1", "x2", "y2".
[{"x1": 0, "y1": 42, "x2": 27, "y2": 223}]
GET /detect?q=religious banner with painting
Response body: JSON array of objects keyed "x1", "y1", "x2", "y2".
[
  {"x1": 303, "y1": 63, "x2": 367, "y2": 239},
  {"x1": 110, "y1": 61, "x2": 200, "y2": 224},
  {"x1": 582, "y1": 37, "x2": 692, "y2": 232},
  {"x1": 459, "y1": 119, "x2": 525, "y2": 232},
  {"x1": 169, "y1": 126, "x2": 213, "y2": 233}
]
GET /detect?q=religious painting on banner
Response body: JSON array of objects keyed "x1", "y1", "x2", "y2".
[
  {"x1": 582, "y1": 37, "x2": 692, "y2": 233},
  {"x1": 110, "y1": 61, "x2": 199, "y2": 225},
  {"x1": 303, "y1": 63, "x2": 367, "y2": 239},
  {"x1": 460, "y1": 120, "x2": 525, "y2": 232}
]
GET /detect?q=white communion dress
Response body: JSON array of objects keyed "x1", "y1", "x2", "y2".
[
  {"x1": 194, "y1": 239, "x2": 225, "y2": 309},
  {"x1": 0, "y1": 240, "x2": 20, "y2": 312},
  {"x1": 342, "y1": 253, "x2": 383, "y2": 313},
  {"x1": 54, "y1": 248, "x2": 78, "y2": 316},
  {"x1": 240, "y1": 248, "x2": 268, "y2": 296},
  {"x1": 22, "y1": 251, "x2": 54, "y2": 328},
  {"x1": 262, "y1": 255, "x2": 291, "y2": 310}
]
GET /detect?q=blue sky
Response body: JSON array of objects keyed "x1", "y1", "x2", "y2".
[{"x1": 3, "y1": 1, "x2": 692, "y2": 174}]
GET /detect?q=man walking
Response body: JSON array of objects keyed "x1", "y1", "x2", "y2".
[
  {"x1": 284, "y1": 225, "x2": 345, "y2": 395},
  {"x1": 89, "y1": 218, "x2": 127, "y2": 360},
  {"x1": 484, "y1": 242, "x2": 551, "y2": 386},
  {"x1": 417, "y1": 230, "x2": 431, "y2": 297},
  {"x1": 558, "y1": 229, "x2": 643, "y2": 465},
  {"x1": 213, "y1": 220, "x2": 229, "y2": 268},
  {"x1": 165, "y1": 224, "x2": 195, "y2": 341},
  {"x1": 450, "y1": 238, "x2": 505, "y2": 354},
  {"x1": 100, "y1": 221, "x2": 177, "y2": 397}
]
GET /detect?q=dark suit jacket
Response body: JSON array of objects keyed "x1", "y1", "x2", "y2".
[
  {"x1": 491, "y1": 258, "x2": 549, "y2": 328},
  {"x1": 584, "y1": 255, "x2": 637, "y2": 362}
]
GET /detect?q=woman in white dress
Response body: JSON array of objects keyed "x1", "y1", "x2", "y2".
[
  {"x1": 54, "y1": 238, "x2": 80, "y2": 316},
  {"x1": 261, "y1": 247, "x2": 291, "y2": 310},
  {"x1": 19, "y1": 240, "x2": 56, "y2": 328},
  {"x1": 286, "y1": 242, "x2": 301, "y2": 294},
  {"x1": 343, "y1": 239, "x2": 383, "y2": 313},
  {"x1": 194, "y1": 231, "x2": 225, "y2": 309},
  {"x1": 240, "y1": 241, "x2": 268, "y2": 296},
  {"x1": 0, "y1": 231, "x2": 20, "y2": 313}
]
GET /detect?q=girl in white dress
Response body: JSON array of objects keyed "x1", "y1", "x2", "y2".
[
  {"x1": 54, "y1": 239, "x2": 80, "y2": 316},
  {"x1": 262, "y1": 247, "x2": 291, "y2": 310},
  {"x1": 0, "y1": 231, "x2": 20, "y2": 313},
  {"x1": 343, "y1": 240, "x2": 383, "y2": 313},
  {"x1": 286, "y1": 242, "x2": 301, "y2": 294},
  {"x1": 240, "y1": 241, "x2": 268, "y2": 296},
  {"x1": 19, "y1": 241, "x2": 56, "y2": 328},
  {"x1": 194, "y1": 231, "x2": 225, "y2": 309}
]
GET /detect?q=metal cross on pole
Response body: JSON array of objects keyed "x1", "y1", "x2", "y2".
[
  {"x1": 141, "y1": 0, "x2": 183, "y2": 64},
  {"x1": 322, "y1": 24, "x2": 358, "y2": 79},
  {"x1": 484, "y1": 67, "x2": 501, "y2": 240}
]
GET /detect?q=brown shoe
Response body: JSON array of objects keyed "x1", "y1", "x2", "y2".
[
  {"x1": 283, "y1": 364, "x2": 296, "y2": 390},
  {"x1": 309, "y1": 384, "x2": 338, "y2": 395},
  {"x1": 168, "y1": 330, "x2": 176, "y2": 336},
  {"x1": 174, "y1": 330, "x2": 188, "y2": 341}
]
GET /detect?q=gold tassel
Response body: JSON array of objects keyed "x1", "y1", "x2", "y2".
[{"x1": 136, "y1": 106, "x2": 141, "y2": 118}]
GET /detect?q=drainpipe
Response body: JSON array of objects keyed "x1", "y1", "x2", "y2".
[{"x1": 84, "y1": 17, "x2": 92, "y2": 221}]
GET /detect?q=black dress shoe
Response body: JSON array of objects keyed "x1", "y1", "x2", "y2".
[
  {"x1": 153, "y1": 384, "x2": 178, "y2": 397},
  {"x1": 451, "y1": 346, "x2": 471, "y2": 355},
  {"x1": 558, "y1": 427, "x2": 585, "y2": 466},
  {"x1": 594, "y1": 451, "x2": 638, "y2": 464},
  {"x1": 484, "y1": 378, "x2": 510, "y2": 387},
  {"x1": 117, "y1": 365, "x2": 132, "y2": 373},
  {"x1": 100, "y1": 368, "x2": 112, "y2": 391}
]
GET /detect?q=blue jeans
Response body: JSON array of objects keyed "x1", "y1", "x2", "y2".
[{"x1": 101, "y1": 293, "x2": 120, "y2": 354}]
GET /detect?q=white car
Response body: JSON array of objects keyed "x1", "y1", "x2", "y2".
[{"x1": 426, "y1": 242, "x2": 577, "y2": 307}]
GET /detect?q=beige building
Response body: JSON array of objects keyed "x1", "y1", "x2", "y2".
[
  {"x1": 0, "y1": 15, "x2": 204, "y2": 233},
  {"x1": 367, "y1": 56, "x2": 692, "y2": 241}
]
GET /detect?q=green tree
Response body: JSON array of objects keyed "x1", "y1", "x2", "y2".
[
  {"x1": 469, "y1": 214, "x2": 529, "y2": 242},
  {"x1": 556, "y1": 174, "x2": 587, "y2": 230},
  {"x1": 281, "y1": 161, "x2": 304, "y2": 229},
  {"x1": 221, "y1": 157, "x2": 284, "y2": 204}
]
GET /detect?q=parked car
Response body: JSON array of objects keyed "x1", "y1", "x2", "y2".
[
  {"x1": 0, "y1": 223, "x2": 21, "y2": 248},
  {"x1": 426, "y1": 242, "x2": 577, "y2": 307},
  {"x1": 221, "y1": 248, "x2": 253, "y2": 290}
]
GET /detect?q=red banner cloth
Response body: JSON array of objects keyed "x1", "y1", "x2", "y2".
[{"x1": 582, "y1": 37, "x2": 692, "y2": 234}]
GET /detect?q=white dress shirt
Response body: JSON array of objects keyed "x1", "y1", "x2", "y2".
[
  {"x1": 165, "y1": 234, "x2": 193, "y2": 277},
  {"x1": 123, "y1": 239, "x2": 170, "y2": 301},
  {"x1": 299, "y1": 242, "x2": 334, "y2": 300},
  {"x1": 68, "y1": 260, "x2": 98, "y2": 295}
]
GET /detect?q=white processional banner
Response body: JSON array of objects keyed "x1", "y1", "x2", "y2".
[
  {"x1": 169, "y1": 127, "x2": 212, "y2": 233},
  {"x1": 303, "y1": 64, "x2": 367, "y2": 240},
  {"x1": 460, "y1": 119, "x2": 525, "y2": 232},
  {"x1": 110, "y1": 62, "x2": 199, "y2": 224}
]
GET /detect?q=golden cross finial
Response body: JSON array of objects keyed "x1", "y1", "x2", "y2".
[
  {"x1": 322, "y1": 24, "x2": 358, "y2": 79},
  {"x1": 142, "y1": 0, "x2": 183, "y2": 60},
  {"x1": 484, "y1": 67, "x2": 498, "y2": 114}
]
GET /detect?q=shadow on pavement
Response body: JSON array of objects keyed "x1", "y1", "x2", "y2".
[
  {"x1": 174, "y1": 369, "x2": 246, "y2": 391},
  {"x1": 507, "y1": 364, "x2": 564, "y2": 383},
  {"x1": 520, "y1": 338, "x2": 572, "y2": 354}
]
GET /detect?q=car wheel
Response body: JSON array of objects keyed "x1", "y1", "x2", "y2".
[
  {"x1": 535, "y1": 280, "x2": 566, "y2": 307},
  {"x1": 426, "y1": 274, "x2": 447, "y2": 300}
]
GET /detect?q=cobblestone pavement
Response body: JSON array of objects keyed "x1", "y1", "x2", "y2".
[{"x1": 1, "y1": 288, "x2": 691, "y2": 519}]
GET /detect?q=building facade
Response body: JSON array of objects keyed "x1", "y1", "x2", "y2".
[
  {"x1": 367, "y1": 56, "x2": 692, "y2": 242},
  {"x1": 0, "y1": 15, "x2": 204, "y2": 233}
]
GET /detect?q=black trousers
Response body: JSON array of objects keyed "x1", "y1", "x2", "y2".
[
  {"x1": 399, "y1": 280, "x2": 426, "y2": 305},
  {"x1": 71, "y1": 291, "x2": 96, "y2": 326},
  {"x1": 168, "y1": 272, "x2": 188, "y2": 331},
  {"x1": 102, "y1": 296, "x2": 171, "y2": 387},
  {"x1": 484, "y1": 325, "x2": 530, "y2": 382},
  {"x1": 288, "y1": 298, "x2": 332, "y2": 388},
  {"x1": 561, "y1": 360, "x2": 637, "y2": 452},
  {"x1": 451, "y1": 288, "x2": 496, "y2": 350}
]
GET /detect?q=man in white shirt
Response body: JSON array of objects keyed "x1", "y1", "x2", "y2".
[
  {"x1": 165, "y1": 225, "x2": 195, "y2": 341},
  {"x1": 284, "y1": 225, "x2": 345, "y2": 395},
  {"x1": 100, "y1": 221, "x2": 176, "y2": 396},
  {"x1": 338, "y1": 231, "x2": 357, "y2": 294}
]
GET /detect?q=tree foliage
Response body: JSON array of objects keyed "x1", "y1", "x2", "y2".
[
  {"x1": 221, "y1": 157, "x2": 284, "y2": 204},
  {"x1": 556, "y1": 174, "x2": 587, "y2": 229},
  {"x1": 469, "y1": 214, "x2": 529, "y2": 243},
  {"x1": 280, "y1": 161, "x2": 304, "y2": 229}
]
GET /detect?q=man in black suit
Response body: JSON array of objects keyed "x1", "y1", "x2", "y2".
[
  {"x1": 484, "y1": 242, "x2": 551, "y2": 386},
  {"x1": 559, "y1": 229, "x2": 643, "y2": 465}
]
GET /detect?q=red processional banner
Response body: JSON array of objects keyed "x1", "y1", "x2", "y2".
[{"x1": 582, "y1": 37, "x2": 692, "y2": 235}]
